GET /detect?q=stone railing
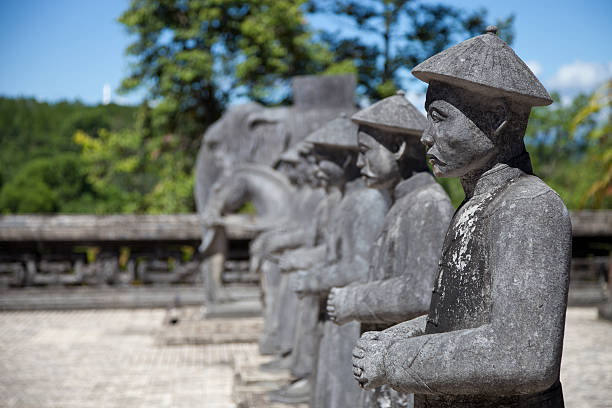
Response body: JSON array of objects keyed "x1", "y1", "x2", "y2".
[
  {"x1": 0, "y1": 212, "x2": 610, "y2": 289},
  {"x1": 0, "y1": 215, "x2": 207, "y2": 288}
]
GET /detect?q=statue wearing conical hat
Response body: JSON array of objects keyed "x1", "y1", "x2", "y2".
[
  {"x1": 325, "y1": 91, "x2": 454, "y2": 408},
  {"x1": 269, "y1": 115, "x2": 390, "y2": 407},
  {"x1": 352, "y1": 26, "x2": 571, "y2": 407}
]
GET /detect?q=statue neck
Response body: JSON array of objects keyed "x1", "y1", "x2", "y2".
[{"x1": 460, "y1": 151, "x2": 532, "y2": 199}]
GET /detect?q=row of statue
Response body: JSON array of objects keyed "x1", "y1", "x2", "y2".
[{"x1": 197, "y1": 26, "x2": 571, "y2": 408}]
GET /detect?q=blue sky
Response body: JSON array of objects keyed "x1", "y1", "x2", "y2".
[{"x1": 0, "y1": 0, "x2": 610, "y2": 106}]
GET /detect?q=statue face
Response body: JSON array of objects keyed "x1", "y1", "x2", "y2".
[
  {"x1": 421, "y1": 93, "x2": 497, "y2": 178},
  {"x1": 357, "y1": 130, "x2": 400, "y2": 189},
  {"x1": 312, "y1": 148, "x2": 346, "y2": 188},
  {"x1": 315, "y1": 159, "x2": 345, "y2": 188}
]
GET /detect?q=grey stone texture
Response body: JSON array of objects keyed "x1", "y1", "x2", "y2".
[
  {"x1": 324, "y1": 93, "x2": 453, "y2": 408},
  {"x1": 351, "y1": 91, "x2": 427, "y2": 136},
  {"x1": 195, "y1": 75, "x2": 356, "y2": 313},
  {"x1": 292, "y1": 74, "x2": 356, "y2": 108},
  {"x1": 194, "y1": 75, "x2": 356, "y2": 244},
  {"x1": 352, "y1": 26, "x2": 572, "y2": 407},
  {"x1": 288, "y1": 119, "x2": 391, "y2": 407},
  {"x1": 412, "y1": 26, "x2": 553, "y2": 107},
  {"x1": 202, "y1": 164, "x2": 296, "y2": 233},
  {"x1": 328, "y1": 173, "x2": 453, "y2": 327},
  {"x1": 307, "y1": 181, "x2": 389, "y2": 408},
  {"x1": 253, "y1": 151, "x2": 325, "y2": 356}
]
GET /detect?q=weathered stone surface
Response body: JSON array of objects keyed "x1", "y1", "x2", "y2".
[
  {"x1": 290, "y1": 126, "x2": 390, "y2": 406},
  {"x1": 412, "y1": 25, "x2": 552, "y2": 106},
  {"x1": 351, "y1": 90, "x2": 427, "y2": 136},
  {"x1": 0, "y1": 214, "x2": 203, "y2": 242},
  {"x1": 353, "y1": 26, "x2": 572, "y2": 407},
  {"x1": 292, "y1": 74, "x2": 356, "y2": 108},
  {"x1": 195, "y1": 75, "x2": 357, "y2": 311},
  {"x1": 194, "y1": 75, "x2": 356, "y2": 233},
  {"x1": 202, "y1": 164, "x2": 296, "y2": 234},
  {"x1": 322, "y1": 93, "x2": 452, "y2": 408}
]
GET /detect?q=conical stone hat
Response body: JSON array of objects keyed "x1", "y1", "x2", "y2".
[
  {"x1": 351, "y1": 91, "x2": 427, "y2": 136},
  {"x1": 304, "y1": 114, "x2": 358, "y2": 150},
  {"x1": 412, "y1": 26, "x2": 553, "y2": 106},
  {"x1": 275, "y1": 145, "x2": 301, "y2": 164}
]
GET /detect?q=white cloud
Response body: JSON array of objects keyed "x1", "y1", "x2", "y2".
[
  {"x1": 526, "y1": 60, "x2": 542, "y2": 77},
  {"x1": 547, "y1": 60, "x2": 612, "y2": 94}
]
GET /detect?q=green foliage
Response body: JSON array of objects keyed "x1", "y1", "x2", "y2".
[
  {"x1": 0, "y1": 153, "x2": 95, "y2": 213},
  {"x1": 74, "y1": 123, "x2": 195, "y2": 214},
  {"x1": 310, "y1": 0, "x2": 514, "y2": 100},
  {"x1": 525, "y1": 86, "x2": 612, "y2": 209},
  {"x1": 436, "y1": 177, "x2": 465, "y2": 209},
  {"x1": 119, "y1": 0, "x2": 335, "y2": 142}
]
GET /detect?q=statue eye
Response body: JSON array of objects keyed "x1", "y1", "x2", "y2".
[{"x1": 430, "y1": 110, "x2": 444, "y2": 123}]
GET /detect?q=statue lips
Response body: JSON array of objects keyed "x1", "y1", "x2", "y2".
[
  {"x1": 315, "y1": 168, "x2": 328, "y2": 182},
  {"x1": 361, "y1": 171, "x2": 377, "y2": 181},
  {"x1": 427, "y1": 152, "x2": 445, "y2": 168}
]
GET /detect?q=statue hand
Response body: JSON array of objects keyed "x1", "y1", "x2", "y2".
[
  {"x1": 327, "y1": 287, "x2": 352, "y2": 325},
  {"x1": 352, "y1": 331, "x2": 388, "y2": 390},
  {"x1": 278, "y1": 254, "x2": 295, "y2": 272},
  {"x1": 289, "y1": 270, "x2": 313, "y2": 298}
]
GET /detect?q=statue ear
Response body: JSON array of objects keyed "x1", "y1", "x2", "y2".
[
  {"x1": 394, "y1": 141, "x2": 407, "y2": 161},
  {"x1": 489, "y1": 100, "x2": 509, "y2": 138}
]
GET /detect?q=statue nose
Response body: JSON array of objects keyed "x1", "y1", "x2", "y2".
[
  {"x1": 420, "y1": 126, "x2": 434, "y2": 148},
  {"x1": 356, "y1": 153, "x2": 365, "y2": 168}
]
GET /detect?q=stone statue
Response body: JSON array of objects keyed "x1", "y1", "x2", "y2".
[
  {"x1": 325, "y1": 92, "x2": 454, "y2": 407},
  {"x1": 195, "y1": 75, "x2": 356, "y2": 303},
  {"x1": 195, "y1": 75, "x2": 356, "y2": 242},
  {"x1": 200, "y1": 163, "x2": 296, "y2": 302},
  {"x1": 283, "y1": 116, "x2": 390, "y2": 407},
  {"x1": 352, "y1": 26, "x2": 572, "y2": 407},
  {"x1": 253, "y1": 143, "x2": 326, "y2": 357}
]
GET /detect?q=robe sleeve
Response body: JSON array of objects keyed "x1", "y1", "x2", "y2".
[
  {"x1": 381, "y1": 190, "x2": 571, "y2": 396},
  {"x1": 342, "y1": 197, "x2": 452, "y2": 323},
  {"x1": 316, "y1": 190, "x2": 389, "y2": 290}
]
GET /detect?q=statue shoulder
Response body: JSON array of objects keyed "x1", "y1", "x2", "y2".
[
  {"x1": 349, "y1": 187, "x2": 391, "y2": 215},
  {"x1": 490, "y1": 174, "x2": 571, "y2": 229}
]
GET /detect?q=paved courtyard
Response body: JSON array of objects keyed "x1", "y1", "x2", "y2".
[{"x1": 0, "y1": 307, "x2": 610, "y2": 407}]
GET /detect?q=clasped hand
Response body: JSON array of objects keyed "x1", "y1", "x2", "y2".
[{"x1": 352, "y1": 331, "x2": 389, "y2": 390}]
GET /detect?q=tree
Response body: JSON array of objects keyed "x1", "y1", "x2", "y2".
[
  {"x1": 118, "y1": 0, "x2": 336, "y2": 143},
  {"x1": 525, "y1": 86, "x2": 611, "y2": 210},
  {"x1": 0, "y1": 154, "x2": 96, "y2": 214},
  {"x1": 0, "y1": 98, "x2": 137, "y2": 214},
  {"x1": 309, "y1": 0, "x2": 514, "y2": 100},
  {"x1": 570, "y1": 80, "x2": 612, "y2": 208}
]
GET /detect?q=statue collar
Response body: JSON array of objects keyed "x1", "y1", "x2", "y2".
[
  {"x1": 394, "y1": 172, "x2": 436, "y2": 199},
  {"x1": 472, "y1": 163, "x2": 524, "y2": 198},
  {"x1": 345, "y1": 177, "x2": 366, "y2": 195}
]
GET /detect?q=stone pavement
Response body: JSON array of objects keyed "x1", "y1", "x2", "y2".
[{"x1": 0, "y1": 307, "x2": 610, "y2": 407}]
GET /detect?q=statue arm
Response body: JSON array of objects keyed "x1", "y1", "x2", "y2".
[
  {"x1": 278, "y1": 244, "x2": 327, "y2": 272},
  {"x1": 376, "y1": 192, "x2": 571, "y2": 396},
  {"x1": 334, "y1": 276, "x2": 431, "y2": 324},
  {"x1": 265, "y1": 225, "x2": 317, "y2": 253},
  {"x1": 382, "y1": 314, "x2": 428, "y2": 337},
  {"x1": 316, "y1": 193, "x2": 388, "y2": 290},
  {"x1": 331, "y1": 198, "x2": 452, "y2": 324}
]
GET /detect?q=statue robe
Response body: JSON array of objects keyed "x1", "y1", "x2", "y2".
[
  {"x1": 340, "y1": 172, "x2": 453, "y2": 408},
  {"x1": 312, "y1": 179, "x2": 390, "y2": 408},
  {"x1": 379, "y1": 164, "x2": 571, "y2": 408}
]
